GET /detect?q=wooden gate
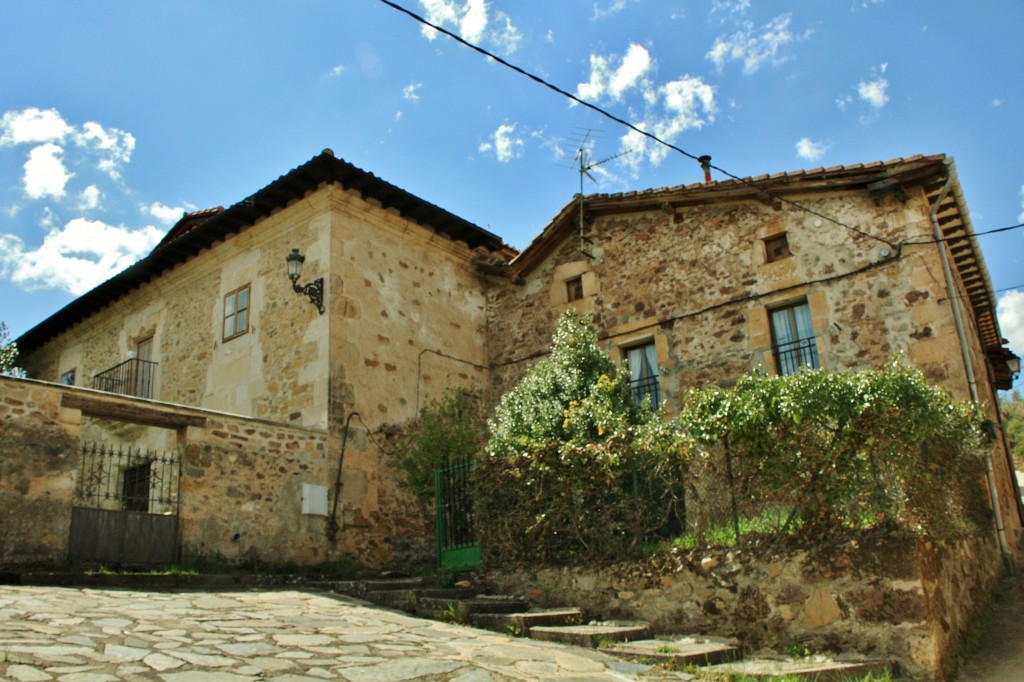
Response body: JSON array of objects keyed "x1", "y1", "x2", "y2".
[
  {"x1": 69, "y1": 443, "x2": 180, "y2": 567},
  {"x1": 434, "y1": 457, "x2": 481, "y2": 570}
]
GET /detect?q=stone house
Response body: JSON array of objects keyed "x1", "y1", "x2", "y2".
[
  {"x1": 6, "y1": 150, "x2": 1021, "y2": 570},
  {"x1": 487, "y1": 152, "x2": 1022, "y2": 556},
  {"x1": 8, "y1": 149, "x2": 510, "y2": 568}
]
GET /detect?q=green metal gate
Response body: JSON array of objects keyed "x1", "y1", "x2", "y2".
[{"x1": 434, "y1": 458, "x2": 481, "y2": 570}]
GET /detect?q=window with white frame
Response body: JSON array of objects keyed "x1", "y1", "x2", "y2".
[
  {"x1": 769, "y1": 301, "x2": 819, "y2": 375},
  {"x1": 626, "y1": 342, "x2": 660, "y2": 409}
]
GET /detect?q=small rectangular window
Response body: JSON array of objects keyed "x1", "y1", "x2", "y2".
[
  {"x1": 566, "y1": 276, "x2": 584, "y2": 302},
  {"x1": 223, "y1": 284, "x2": 250, "y2": 341},
  {"x1": 625, "y1": 342, "x2": 661, "y2": 409},
  {"x1": 770, "y1": 301, "x2": 819, "y2": 375},
  {"x1": 764, "y1": 233, "x2": 791, "y2": 263},
  {"x1": 60, "y1": 369, "x2": 76, "y2": 386}
]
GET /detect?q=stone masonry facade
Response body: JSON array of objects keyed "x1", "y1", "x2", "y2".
[{"x1": 3, "y1": 152, "x2": 1021, "y2": 678}]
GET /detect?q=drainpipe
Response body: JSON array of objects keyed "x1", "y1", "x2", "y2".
[
  {"x1": 329, "y1": 411, "x2": 359, "y2": 539},
  {"x1": 929, "y1": 161, "x2": 1008, "y2": 556}
]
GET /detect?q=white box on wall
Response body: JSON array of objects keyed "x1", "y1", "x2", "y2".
[{"x1": 302, "y1": 483, "x2": 329, "y2": 516}]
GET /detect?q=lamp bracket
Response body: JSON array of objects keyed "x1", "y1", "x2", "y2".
[{"x1": 290, "y1": 274, "x2": 325, "y2": 315}]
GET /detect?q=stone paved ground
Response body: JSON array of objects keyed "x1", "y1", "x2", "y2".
[{"x1": 0, "y1": 586, "x2": 689, "y2": 681}]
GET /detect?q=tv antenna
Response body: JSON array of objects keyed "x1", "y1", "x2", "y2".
[{"x1": 573, "y1": 130, "x2": 629, "y2": 258}]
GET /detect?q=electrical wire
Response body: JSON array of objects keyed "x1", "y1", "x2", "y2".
[
  {"x1": 374, "y1": 0, "x2": 896, "y2": 249},
  {"x1": 902, "y1": 222, "x2": 1024, "y2": 246}
]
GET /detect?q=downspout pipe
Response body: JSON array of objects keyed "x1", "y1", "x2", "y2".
[
  {"x1": 929, "y1": 161, "x2": 1009, "y2": 556},
  {"x1": 329, "y1": 411, "x2": 359, "y2": 539}
]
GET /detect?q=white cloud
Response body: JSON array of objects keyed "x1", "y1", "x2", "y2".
[
  {"x1": 992, "y1": 98, "x2": 1003, "y2": 107},
  {"x1": 24, "y1": 143, "x2": 72, "y2": 199},
  {"x1": 711, "y1": 0, "x2": 750, "y2": 18},
  {"x1": 576, "y1": 43, "x2": 653, "y2": 103},
  {"x1": 328, "y1": 65, "x2": 345, "y2": 77},
  {"x1": 403, "y1": 82, "x2": 422, "y2": 102},
  {"x1": 420, "y1": 0, "x2": 488, "y2": 43},
  {"x1": 619, "y1": 75, "x2": 716, "y2": 174},
  {"x1": 998, "y1": 290, "x2": 1024, "y2": 360},
  {"x1": 795, "y1": 137, "x2": 829, "y2": 162},
  {"x1": 0, "y1": 108, "x2": 73, "y2": 146},
  {"x1": 79, "y1": 185, "x2": 102, "y2": 210},
  {"x1": 479, "y1": 123, "x2": 524, "y2": 163},
  {"x1": 0, "y1": 218, "x2": 165, "y2": 295},
  {"x1": 706, "y1": 14, "x2": 794, "y2": 74},
  {"x1": 592, "y1": 1, "x2": 630, "y2": 21},
  {"x1": 858, "y1": 77, "x2": 889, "y2": 108},
  {"x1": 143, "y1": 201, "x2": 187, "y2": 225},
  {"x1": 1018, "y1": 184, "x2": 1024, "y2": 223},
  {"x1": 76, "y1": 121, "x2": 135, "y2": 179},
  {"x1": 491, "y1": 12, "x2": 522, "y2": 55}
]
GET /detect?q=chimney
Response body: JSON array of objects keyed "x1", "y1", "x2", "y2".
[{"x1": 698, "y1": 155, "x2": 712, "y2": 183}]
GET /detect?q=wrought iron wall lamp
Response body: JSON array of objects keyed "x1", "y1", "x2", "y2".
[{"x1": 285, "y1": 248, "x2": 325, "y2": 314}]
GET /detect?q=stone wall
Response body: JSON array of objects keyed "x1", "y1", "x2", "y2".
[
  {"x1": 485, "y1": 186, "x2": 1022, "y2": 554},
  {"x1": 481, "y1": 534, "x2": 1003, "y2": 680},
  {"x1": 0, "y1": 377, "x2": 433, "y2": 570},
  {"x1": 488, "y1": 190, "x2": 965, "y2": 410},
  {"x1": 0, "y1": 377, "x2": 80, "y2": 567},
  {"x1": 19, "y1": 188, "x2": 334, "y2": 430}
]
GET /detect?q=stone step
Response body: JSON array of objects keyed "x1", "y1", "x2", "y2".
[
  {"x1": 417, "y1": 587, "x2": 480, "y2": 600},
  {"x1": 468, "y1": 607, "x2": 585, "y2": 635},
  {"x1": 417, "y1": 595, "x2": 530, "y2": 620},
  {"x1": 598, "y1": 636, "x2": 741, "y2": 667},
  {"x1": 322, "y1": 576, "x2": 435, "y2": 599},
  {"x1": 362, "y1": 589, "x2": 421, "y2": 612},
  {"x1": 703, "y1": 656, "x2": 890, "y2": 680},
  {"x1": 528, "y1": 621, "x2": 652, "y2": 648}
]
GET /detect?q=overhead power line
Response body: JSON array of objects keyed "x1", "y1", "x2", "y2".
[
  {"x1": 903, "y1": 222, "x2": 1024, "y2": 246},
  {"x1": 378, "y1": 0, "x2": 1024, "y2": 256}
]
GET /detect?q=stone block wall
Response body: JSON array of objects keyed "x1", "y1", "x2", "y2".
[
  {"x1": 0, "y1": 377, "x2": 80, "y2": 567},
  {"x1": 481, "y1": 534, "x2": 1003, "y2": 680},
  {"x1": 487, "y1": 190, "x2": 968, "y2": 412},
  {"x1": 0, "y1": 377, "x2": 433, "y2": 571}
]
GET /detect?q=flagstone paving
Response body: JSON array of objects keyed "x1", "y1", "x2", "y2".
[{"x1": 0, "y1": 586, "x2": 690, "y2": 681}]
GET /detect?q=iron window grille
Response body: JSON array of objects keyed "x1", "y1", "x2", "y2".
[{"x1": 770, "y1": 302, "x2": 819, "y2": 375}]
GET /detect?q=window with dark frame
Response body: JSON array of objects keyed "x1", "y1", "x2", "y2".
[
  {"x1": 60, "y1": 368, "x2": 76, "y2": 386},
  {"x1": 625, "y1": 342, "x2": 661, "y2": 409},
  {"x1": 764, "y1": 233, "x2": 791, "y2": 263},
  {"x1": 223, "y1": 284, "x2": 250, "y2": 342},
  {"x1": 566, "y1": 275, "x2": 584, "y2": 302},
  {"x1": 769, "y1": 301, "x2": 819, "y2": 376}
]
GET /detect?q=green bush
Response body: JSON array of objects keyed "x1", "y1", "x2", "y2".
[
  {"x1": 678, "y1": 361, "x2": 991, "y2": 542},
  {"x1": 393, "y1": 390, "x2": 487, "y2": 506},
  {"x1": 477, "y1": 311, "x2": 684, "y2": 564},
  {"x1": 0, "y1": 322, "x2": 20, "y2": 376},
  {"x1": 476, "y1": 309, "x2": 990, "y2": 565}
]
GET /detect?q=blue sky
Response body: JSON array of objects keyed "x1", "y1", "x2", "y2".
[{"x1": 1, "y1": 1, "x2": 1022, "y2": 388}]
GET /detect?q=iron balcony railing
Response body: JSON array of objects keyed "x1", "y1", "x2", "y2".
[
  {"x1": 630, "y1": 374, "x2": 661, "y2": 409},
  {"x1": 773, "y1": 336, "x2": 819, "y2": 376},
  {"x1": 93, "y1": 358, "x2": 158, "y2": 399}
]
